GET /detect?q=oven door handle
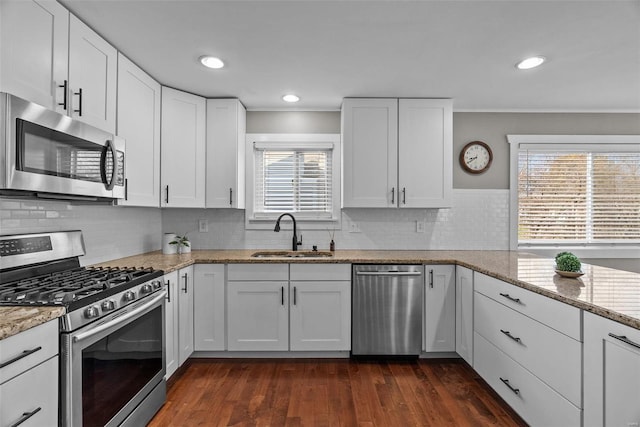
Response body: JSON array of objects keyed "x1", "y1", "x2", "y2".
[{"x1": 72, "y1": 291, "x2": 165, "y2": 343}]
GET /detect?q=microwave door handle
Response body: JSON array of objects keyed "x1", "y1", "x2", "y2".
[{"x1": 100, "y1": 140, "x2": 117, "y2": 190}]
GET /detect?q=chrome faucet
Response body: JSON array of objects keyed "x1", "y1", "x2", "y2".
[{"x1": 274, "y1": 213, "x2": 302, "y2": 251}]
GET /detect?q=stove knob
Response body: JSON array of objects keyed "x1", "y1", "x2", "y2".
[
  {"x1": 141, "y1": 284, "x2": 152, "y2": 294},
  {"x1": 123, "y1": 291, "x2": 136, "y2": 302},
  {"x1": 84, "y1": 306, "x2": 100, "y2": 319},
  {"x1": 152, "y1": 280, "x2": 162, "y2": 290},
  {"x1": 101, "y1": 300, "x2": 116, "y2": 311}
]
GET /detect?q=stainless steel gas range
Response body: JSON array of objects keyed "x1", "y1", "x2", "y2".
[{"x1": 0, "y1": 231, "x2": 166, "y2": 427}]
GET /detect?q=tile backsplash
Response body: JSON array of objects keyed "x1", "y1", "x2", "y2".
[
  {"x1": 162, "y1": 190, "x2": 510, "y2": 251},
  {"x1": 0, "y1": 199, "x2": 162, "y2": 266}
]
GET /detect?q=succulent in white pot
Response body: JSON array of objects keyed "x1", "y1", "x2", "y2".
[{"x1": 169, "y1": 234, "x2": 191, "y2": 254}]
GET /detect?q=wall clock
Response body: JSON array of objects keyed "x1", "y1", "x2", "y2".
[{"x1": 460, "y1": 141, "x2": 493, "y2": 174}]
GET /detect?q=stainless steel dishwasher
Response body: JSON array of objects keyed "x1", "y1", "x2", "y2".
[{"x1": 352, "y1": 265, "x2": 424, "y2": 356}]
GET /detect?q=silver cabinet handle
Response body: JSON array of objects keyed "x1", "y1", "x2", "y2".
[
  {"x1": 500, "y1": 329, "x2": 522, "y2": 343},
  {"x1": 402, "y1": 187, "x2": 406, "y2": 204},
  {"x1": 281, "y1": 286, "x2": 284, "y2": 306},
  {"x1": 10, "y1": 407, "x2": 42, "y2": 427},
  {"x1": 391, "y1": 187, "x2": 395, "y2": 204},
  {"x1": 609, "y1": 333, "x2": 640, "y2": 349},
  {"x1": 499, "y1": 292, "x2": 522, "y2": 304},
  {"x1": 58, "y1": 79, "x2": 68, "y2": 110},
  {"x1": 356, "y1": 271, "x2": 422, "y2": 277},
  {"x1": 73, "y1": 88, "x2": 83, "y2": 116},
  {"x1": 0, "y1": 346, "x2": 42, "y2": 369},
  {"x1": 165, "y1": 279, "x2": 171, "y2": 303},
  {"x1": 165, "y1": 185, "x2": 170, "y2": 204},
  {"x1": 429, "y1": 269, "x2": 434, "y2": 288},
  {"x1": 229, "y1": 187, "x2": 233, "y2": 205},
  {"x1": 293, "y1": 286, "x2": 297, "y2": 305},
  {"x1": 500, "y1": 377, "x2": 520, "y2": 395}
]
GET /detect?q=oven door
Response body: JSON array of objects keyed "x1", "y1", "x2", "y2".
[
  {"x1": 1, "y1": 92, "x2": 125, "y2": 199},
  {"x1": 61, "y1": 291, "x2": 166, "y2": 427}
]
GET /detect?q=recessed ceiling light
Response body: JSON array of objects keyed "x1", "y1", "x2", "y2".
[
  {"x1": 516, "y1": 56, "x2": 546, "y2": 70},
  {"x1": 199, "y1": 56, "x2": 224, "y2": 69},
  {"x1": 282, "y1": 94, "x2": 300, "y2": 103}
]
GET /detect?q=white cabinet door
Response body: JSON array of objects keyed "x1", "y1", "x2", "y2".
[
  {"x1": 584, "y1": 312, "x2": 640, "y2": 427},
  {"x1": 0, "y1": 356, "x2": 58, "y2": 427},
  {"x1": 0, "y1": 0, "x2": 68, "y2": 112},
  {"x1": 227, "y1": 281, "x2": 289, "y2": 351},
  {"x1": 194, "y1": 264, "x2": 226, "y2": 351},
  {"x1": 177, "y1": 266, "x2": 194, "y2": 365},
  {"x1": 289, "y1": 281, "x2": 351, "y2": 351},
  {"x1": 398, "y1": 99, "x2": 452, "y2": 208},
  {"x1": 342, "y1": 98, "x2": 398, "y2": 207},
  {"x1": 68, "y1": 14, "x2": 117, "y2": 133},
  {"x1": 424, "y1": 265, "x2": 455, "y2": 352},
  {"x1": 163, "y1": 271, "x2": 179, "y2": 379},
  {"x1": 206, "y1": 99, "x2": 246, "y2": 208},
  {"x1": 117, "y1": 54, "x2": 161, "y2": 207},
  {"x1": 161, "y1": 87, "x2": 206, "y2": 207},
  {"x1": 455, "y1": 266, "x2": 473, "y2": 365}
]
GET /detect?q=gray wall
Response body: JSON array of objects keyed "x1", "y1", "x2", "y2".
[{"x1": 246, "y1": 110, "x2": 640, "y2": 190}]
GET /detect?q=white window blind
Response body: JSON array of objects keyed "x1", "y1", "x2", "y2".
[
  {"x1": 518, "y1": 150, "x2": 640, "y2": 243},
  {"x1": 254, "y1": 147, "x2": 333, "y2": 217}
]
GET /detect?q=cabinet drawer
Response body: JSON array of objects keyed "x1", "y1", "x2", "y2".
[
  {"x1": 290, "y1": 264, "x2": 351, "y2": 281},
  {"x1": 227, "y1": 263, "x2": 288, "y2": 281},
  {"x1": 0, "y1": 355, "x2": 58, "y2": 427},
  {"x1": 474, "y1": 292, "x2": 581, "y2": 407},
  {"x1": 474, "y1": 333, "x2": 581, "y2": 427},
  {"x1": 0, "y1": 319, "x2": 58, "y2": 385},
  {"x1": 474, "y1": 273, "x2": 580, "y2": 340}
]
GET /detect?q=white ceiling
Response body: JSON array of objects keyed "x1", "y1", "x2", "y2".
[{"x1": 60, "y1": 0, "x2": 640, "y2": 112}]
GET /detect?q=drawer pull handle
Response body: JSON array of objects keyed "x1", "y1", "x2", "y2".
[
  {"x1": 10, "y1": 407, "x2": 41, "y2": 427},
  {"x1": 0, "y1": 346, "x2": 42, "y2": 369},
  {"x1": 500, "y1": 329, "x2": 522, "y2": 343},
  {"x1": 608, "y1": 333, "x2": 640, "y2": 350},
  {"x1": 499, "y1": 293, "x2": 521, "y2": 304},
  {"x1": 499, "y1": 377, "x2": 520, "y2": 395}
]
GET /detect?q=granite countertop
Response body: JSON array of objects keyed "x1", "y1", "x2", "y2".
[
  {"x1": 95, "y1": 249, "x2": 640, "y2": 330},
  {"x1": 0, "y1": 306, "x2": 65, "y2": 340},
  {"x1": 3, "y1": 249, "x2": 638, "y2": 340}
]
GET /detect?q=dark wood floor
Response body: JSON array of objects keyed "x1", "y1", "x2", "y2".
[{"x1": 149, "y1": 358, "x2": 527, "y2": 427}]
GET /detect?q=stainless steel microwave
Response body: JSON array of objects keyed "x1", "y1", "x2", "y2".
[{"x1": 0, "y1": 93, "x2": 125, "y2": 200}]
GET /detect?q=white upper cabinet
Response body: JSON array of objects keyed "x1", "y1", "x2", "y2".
[
  {"x1": 0, "y1": 2, "x2": 117, "y2": 133},
  {"x1": 342, "y1": 98, "x2": 398, "y2": 208},
  {"x1": 117, "y1": 54, "x2": 161, "y2": 206},
  {"x1": 160, "y1": 87, "x2": 206, "y2": 208},
  {"x1": 341, "y1": 98, "x2": 452, "y2": 208},
  {"x1": 68, "y1": 14, "x2": 117, "y2": 133},
  {"x1": 205, "y1": 99, "x2": 246, "y2": 208},
  {"x1": 0, "y1": 0, "x2": 68, "y2": 112},
  {"x1": 398, "y1": 99, "x2": 452, "y2": 207}
]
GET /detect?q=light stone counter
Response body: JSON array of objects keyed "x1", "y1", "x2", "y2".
[
  {"x1": 0, "y1": 306, "x2": 65, "y2": 340},
  {"x1": 95, "y1": 249, "x2": 640, "y2": 330}
]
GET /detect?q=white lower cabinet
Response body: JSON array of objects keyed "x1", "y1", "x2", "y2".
[
  {"x1": 474, "y1": 333, "x2": 581, "y2": 427},
  {"x1": 584, "y1": 311, "x2": 640, "y2": 427},
  {"x1": 289, "y1": 264, "x2": 351, "y2": 351},
  {"x1": 424, "y1": 264, "x2": 455, "y2": 352},
  {"x1": 194, "y1": 264, "x2": 226, "y2": 351},
  {"x1": 177, "y1": 266, "x2": 195, "y2": 365},
  {"x1": 0, "y1": 319, "x2": 59, "y2": 427},
  {"x1": 226, "y1": 263, "x2": 351, "y2": 352},
  {"x1": 163, "y1": 270, "x2": 179, "y2": 379},
  {"x1": 455, "y1": 266, "x2": 473, "y2": 365}
]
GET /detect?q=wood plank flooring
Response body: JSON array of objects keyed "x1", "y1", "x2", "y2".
[{"x1": 149, "y1": 358, "x2": 527, "y2": 427}]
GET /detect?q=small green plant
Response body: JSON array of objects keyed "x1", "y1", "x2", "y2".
[
  {"x1": 556, "y1": 252, "x2": 581, "y2": 272},
  {"x1": 169, "y1": 235, "x2": 190, "y2": 248}
]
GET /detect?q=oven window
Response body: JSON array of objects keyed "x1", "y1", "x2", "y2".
[
  {"x1": 82, "y1": 306, "x2": 163, "y2": 427},
  {"x1": 17, "y1": 118, "x2": 111, "y2": 183}
]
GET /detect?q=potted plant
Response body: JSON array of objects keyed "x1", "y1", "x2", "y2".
[
  {"x1": 170, "y1": 234, "x2": 191, "y2": 254},
  {"x1": 555, "y1": 252, "x2": 583, "y2": 277}
]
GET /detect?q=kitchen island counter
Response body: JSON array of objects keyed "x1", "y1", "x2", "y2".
[{"x1": 94, "y1": 249, "x2": 640, "y2": 330}]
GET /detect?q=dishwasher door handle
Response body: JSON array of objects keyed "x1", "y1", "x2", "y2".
[{"x1": 355, "y1": 271, "x2": 423, "y2": 276}]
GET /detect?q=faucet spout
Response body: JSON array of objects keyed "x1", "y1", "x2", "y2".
[{"x1": 274, "y1": 213, "x2": 302, "y2": 251}]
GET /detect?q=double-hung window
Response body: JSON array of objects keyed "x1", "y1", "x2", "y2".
[
  {"x1": 508, "y1": 135, "x2": 640, "y2": 255},
  {"x1": 246, "y1": 134, "x2": 341, "y2": 229}
]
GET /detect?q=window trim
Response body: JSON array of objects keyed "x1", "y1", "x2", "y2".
[
  {"x1": 245, "y1": 133, "x2": 341, "y2": 230},
  {"x1": 507, "y1": 134, "x2": 640, "y2": 258}
]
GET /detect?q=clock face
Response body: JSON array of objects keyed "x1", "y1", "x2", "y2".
[{"x1": 460, "y1": 141, "x2": 492, "y2": 174}]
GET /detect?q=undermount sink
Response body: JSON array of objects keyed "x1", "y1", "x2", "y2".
[{"x1": 251, "y1": 250, "x2": 334, "y2": 258}]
